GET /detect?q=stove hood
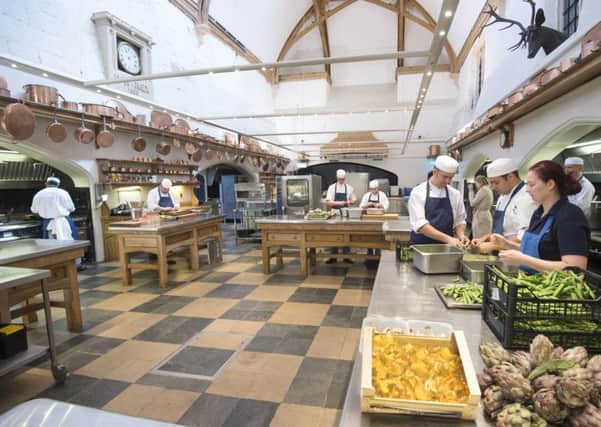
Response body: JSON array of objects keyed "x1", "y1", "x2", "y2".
[{"x1": 0, "y1": 160, "x2": 61, "y2": 189}]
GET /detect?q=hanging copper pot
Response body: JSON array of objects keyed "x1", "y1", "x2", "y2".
[
  {"x1": 0, "y1": 75, "x2": 9, "y2": 97},
  {"x1": 156, "y1": 131, "x2": 171, "y2": 155},
  {"x1": 96, "y1": 116, "x2": 114, "y2": 148},
  {"x1": 1, "y1": 102, "x2": 36, "y2": 140},
  {"x1": 46, "y1": 108, "x2": 66, "y2": 143},
  {"x1": 192, "y1": 149, "x2": 203, "y2": 162},
  {"x1": 428, "y1": 145, "x2": 441, "y2": 157},
  {"x1": 132, "y1": 126, "x2": 146, "y2": 152},
  {"x1": 23, "y1": 84, "x2": 59, "y2": 105},
  {"x1": 105, "y1": 99, "x2": 133, "y2": 122},
  {"x1": 151, "y1": 110, "x2": 172, "y2": 129},
  {"x1": 184, "y1": 141, "x2": 197, "y2": 155},
  {"x1": 205, "y1": 149, "x2": 213, "y2": 161},
  {"x1": 74, "y1": 113, "x2": 95, "y2": 144},
  {"x1": 82, "y1": 103, "x2": 116, "y2": 117},
  {"x1": 262, "y1": 160, "x2": 270, "y2": 172}
]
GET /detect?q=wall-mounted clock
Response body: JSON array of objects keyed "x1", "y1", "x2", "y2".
[{"x1": 117, "y1": 40, "x2": 141, "y2": 75}]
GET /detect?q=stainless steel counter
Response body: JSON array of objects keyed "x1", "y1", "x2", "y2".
[
  {"x1": 0, "y1": 239, "x2": 90, "y2": 265},
  {"x1": 339, "y1": 251, "x2": 494, "y2": 427},
  {"x1": 108, "y1": 214, "x2": 223, "y2": 232},
  {"x1": 0, "y1": 266, "x2": 50, "y2": 289},
  {"x1": 255, "y1": 215, "x2": 388, "y2": 225},
  {"x1": 381, "y1": 217, "x2": 411, "y2": 233}
]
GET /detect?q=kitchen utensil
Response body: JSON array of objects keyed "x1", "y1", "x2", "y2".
[
  {"x1": 192, "y1": 148, "x2": 203, "y2": 162},
  {"x1": 96, "y1": 116, "x2": 114, "y2": 148},
  {"x1": 23, "y1": 84, "x2": 59, "y2": 105},
  {"x1": 74, "y1": 113, "x2": 95, "y2": 144},
  {"x1": 105, "y1": 99, "x2": 133, "y2": 122},
  {"x1": 151, "y1": 110, "x2": 172, "y2": 129},
  {"x1": 0, "y1": 88, "x2": 10, "y2": 97},
  {"x1": 82, "y1": 103, "x2": 116, "y2": 117},
  {"x1": 541, "y1": 67, "x2": 561, "y2": 86},
  {"x1": 508, "y1": 90, "x2": 524, "y2": 106},
  {"x1": 46, "y1": 108, "x2": 67, "y2": 143},
  {"x1": 365, "y1": 208, "x2": 385, "y2": 215},
  {"x1": 132, "y1": 126, "x2": 146, "y2": 152},
  {"x1": 411, "y1": 244, "x2": 463, "y2": 274},
  {"x1": 560, "y1": 58, "x2": 577, "y2": 73},
  {"x1": 173, "y1": 118, "x2": 190, "y2": 133},
  {"x1": 205, "y1": 149, "x2": 213, "y2": 161},
  {"x1": 523, "y1": 81, "x2": 540, "y2": 96},
  {"x1": 184, "y1": 141, "x2": 197, "y2": 155},
  {"x1": 1, "y1": 102, "x2": 36, "y2": 140},
  {"x1": 0, "y1": 77, "x2": 10, "y2": 97},
  {"x1": 156, "y1": 131, "x2": 171, "y2": 155},
  {"x1": 262, "y1": 160, "x2": 270, "y2": 172}
]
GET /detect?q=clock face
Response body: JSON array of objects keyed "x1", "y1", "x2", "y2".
[{"x1": 117, "y1": 41, "x2": 141, "y2": 75}]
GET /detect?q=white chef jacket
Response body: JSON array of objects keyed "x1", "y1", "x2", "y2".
[
  {"x1": 408, "y1": 180, "x2": 466, "y2": 233},
  {"x1": 360, "y1": 191, "x2": 389, "y2": 211},
  {"x1": 495, "y1": 183, "x2": 539, "y2": 239},
  {"x1": 325, "y1": 183, "x2": 356, "y2": 203},
  {"x1": 31, "y1": 187, "x2": 75, "y2": 219},
  {"x1": 146, "y1": 187, "x2": 180, "y2": 211},
  {"x1": 568, "y1": 175, "x2": 595, "y2": 217}
]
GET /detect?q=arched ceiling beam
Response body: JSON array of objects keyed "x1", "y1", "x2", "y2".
[
  {"x1": 275, "y1": 0, "x2": 458, "y2": 82},
  {"x1": 397, "y1": 0, "x2": 406, "y2": 67},
  {"x1": 313, "y1": 0, "x2": 332, "y2": 83}
]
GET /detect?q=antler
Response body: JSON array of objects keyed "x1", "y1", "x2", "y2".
[
  {"x1": 482, "y1": 2, "x2": 528, "y2": 51},
  {"x1": 524, "y1": 0, "x2": 536, "y2": 26}
]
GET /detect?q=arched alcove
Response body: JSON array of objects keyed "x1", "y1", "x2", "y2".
[{"x1": 297, "y1": 162, "x2": 398, "y2": 191}]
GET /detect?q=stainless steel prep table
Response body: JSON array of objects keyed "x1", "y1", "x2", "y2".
[{"x1": 339, "y1": 251, "x2": 496, "y2": 427}]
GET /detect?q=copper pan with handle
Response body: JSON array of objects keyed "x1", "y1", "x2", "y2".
[
  {"x1": 1, "y1": 102, "x2": 36, "y2": 140},
  {"x1": 156, "y1": 130, "x2": 171, "y2": 156},
  {"x1": 23, "y1": 84, "x2": 59, "y2": 106},
  {"x1": 96, "y1": 116, "x2": 114, "y2": 148},
  {"x1": 184, "y1": 140, "x2": 197, "y2": 156},
  {"x1": 74, "y1": 113, "x2": 95, "y2": 144},
  {"x1": 46, "y1": 107, "x2": 67, "y2": 143},
  {"x1": 132, "y1": 126, "x2": 146, "y2": 152},
  {"x1": 192, "y1": 147, "x2": 203, "y2": 162}
]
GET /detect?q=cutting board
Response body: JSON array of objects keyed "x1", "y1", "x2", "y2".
[
  {"x1": 110, "y1": 220, "x2": 142, "y2": 227},
  {"x1": 361, "y1": 213, "x2": 399, "y2": 220}
]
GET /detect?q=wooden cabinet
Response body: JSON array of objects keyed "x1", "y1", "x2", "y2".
[{"x1": 97, "y1": 159, "x2": 198, "y2": 186}]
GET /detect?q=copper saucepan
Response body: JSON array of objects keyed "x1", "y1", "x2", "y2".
[
  {"x1": 82, "y1": 103, "x2": 116, "y2": 118},
  {"x1": 23, "y1": 84, "x2": 59, "y2": 105},
  {"x1": 151, "y1": 110, "x2": 172, "y2": 129},
  {"x1": 1, "y1": 102, "x2": 36, "y2": 140},
  {"x1": 156, "y1": 131, "x2": 171, "y2": 156},
  {"x1": 205, "y1": 149, "x2": 213, "y2": 161},
  {"x1": 46, "y1": 108, "x2": 67, "y2": 143},
  {"x1": 0, "y1": 75, "x2": 10, "y2": 97},
  {"x1": 74, "y1": 113, "x2": 95, "y2": 144},
  {"x1": 184, "y1": 141, "x2": 197, "y2": 156},
  {"x1": 132, "y1": 126, "x2": 146, "y2": 152},
  {"x1": 192, "y1": 148, "x2": 203, "y2": 162},
  {"x1": 96, "y1": 116, "x2": 114, "y2": 148}
]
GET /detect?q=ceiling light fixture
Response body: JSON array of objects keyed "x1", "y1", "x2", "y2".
[
  {"x1": 261, "y1": 66, "x2": 266, "y2": 71},
  {"x1": 445, "y1": 10, "x2": 453, "y2": 17},
  {"x1": 116, "y1": 95, "x2": 121, "y2": 99},
  {"x1": 234, "y1": 68, "x2": 240, "y2": 73},
  {"x1": 42, "y1": 72, "x2": 49, "y2": 77},
  {"x1": 439, "y1": 30, "x2": 446, "y2": 36},
  {"x1": 427, "y1": 71, "x2": 433, "y2": 76},
  {"x1": 96, "y1": 89, "x2": 101, "y2": 93},
  {"x1": 10, "y1": 63, "x2": 17, "y2": 68}
]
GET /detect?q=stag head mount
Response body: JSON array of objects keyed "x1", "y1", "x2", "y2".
[{"x1": 484, "y1": 0, "x2": 567, "y2": 58}]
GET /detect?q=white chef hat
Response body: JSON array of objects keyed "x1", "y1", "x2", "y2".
[
  {"x1": 46, "y1": 176, "x2": 60, "y2": 186},
  {"x1": 487, "y1": 158, "x2": 517, "y2": 177},
  {"x1": 564, "y1": 157, "x2": 584, "y2": 166},
  {"x1": 336, "y1": 169, "x2": 346, "y2": 178},
  {"x1": 434, "y1": 155, "x2": 458, "y2": 174},
  {"x1": 161, "y1": 178, "x2": 173, "y2": 188},
  {"x1": 369, "y1": 180, "x2": 379, "y2": 189}
]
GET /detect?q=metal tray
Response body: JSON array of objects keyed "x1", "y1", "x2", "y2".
[
  {"x1": 434, "y1": 284, "x2": 481, "y2": 310},
  {"x1": 411, "y1": 244, "x2": 463, "y2": 274},
  {"x1": 460, "y1": 259, "x2": 501, "y2": 283}
]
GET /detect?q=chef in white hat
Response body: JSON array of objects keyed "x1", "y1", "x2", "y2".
[
  {"x1": 564, "y1": 157, "x2": 595, "y2": 217},
  {"x1": 325, "y1": 169, "x2": 356, "y2": 263},
  {"x1": 147, "y1": 178, "x2": 180, "y2": 212},
  {"x1": 360, "y1": 180, "x2": 389, "y2": 211},
  {"x1": 408, "y1": 155, "x2": 469, "y2": 247},
  {"x1": 471, "y1": 158, "x2": 538, "y2": 252}
]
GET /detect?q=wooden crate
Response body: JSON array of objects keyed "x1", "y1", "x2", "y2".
[{"x1": 360, "y1": 328, "x2": 480, "y2": 420}]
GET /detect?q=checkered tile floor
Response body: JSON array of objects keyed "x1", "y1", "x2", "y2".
[{"x1": 0, "y1": 226, "x2": 377, "y2": 426}]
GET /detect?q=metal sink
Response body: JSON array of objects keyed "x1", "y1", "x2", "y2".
[{"x1": 411, "y1": 244, "x2": 463, "y2": 274}]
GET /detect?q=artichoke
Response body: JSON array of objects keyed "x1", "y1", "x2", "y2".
[
  {"x1": 551, "y1": 346, "x2": 564, "y2": 360},
  {"x1": 569, "y1": 402, "x2": 601, "y2": 427},
  {"x1": 483, "y1": 385, "x2": 507, "y2": 419},
  {"x1": 495, "y1": 403, "x2": 547, "y2": 427},
  {"x1": 480, "y1": 342, "x2": 512, "y2": 368},
  {"x1": 588, "y1": 355, "x2": 601, "y2": 385},
  {"x1": 591, "y1": 384, "x2": 601, "y2": 408},
  {"x1": 489, "y1": 361, "x2": 523, "y2": 379},
  {"x1": 530, "y1": 335, "x2": 554, "y2": 367},
  {"x1": 532, "y1": 374, "x2": 560, "y2": 391},
  {"x1": 563, "y1": 346, "x2": 589, "y2": 368},
  {"x1": 555, "y1": 377, "x2": 589, "y2": 408},
  {"x1": 511, "y1": 350, "x2": 534, "y2": 377},
  {"x1": 533, "y1": 387, "x2": 568, "y2": 424},
  {"x1": 478, "y1": 371, "x2": 494, "y2": 392},
  {"x1": 493, "y1": 369, "x2": 533, "y2": 403},
  {"x1": 562, "y1": 367, "x2": 593, "y2": 388}
]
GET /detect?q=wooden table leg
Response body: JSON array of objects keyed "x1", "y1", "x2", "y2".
[
  {"x1": 118, "y1": 236, "x2": 132, "y2": 286},
  {"x1": 309, "y1": 248, "x2": 316, "y2": 266},
  {"x1": 262, "y1": 244, "x2": 271, "y2": 274},
  {"x1": 276, "y1": 248, "x2": 283, "y2": 266},
  {"x1": 300, "y1": 246, "x2": 308, "y2": 277},
  {"x1": 189, "y1": 242, "x2": 200, "y2": 271},
  {"x1": 158, "y1": 237, "x2": 169, "y2": 288},
  {"x1": 0, "y1": 289, "x2": 11, "y2": 323},
  {"x1": 217, "y1": 233, "x2": 224, "y2": 262},
  {"x1": 64, "y1": 260, "x2": 83, "y2": 332}
]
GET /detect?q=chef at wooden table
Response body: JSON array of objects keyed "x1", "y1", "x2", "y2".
[
  {"x1": 147, "y1": 178, "x2": 180, "y2": 212},
  {"x1": 360, "y1": 180, "x2": 390, "y2": 211},
  {"x1": 492, "y1": 160, "x2": 590, "y2": 273},
  {"x1": 408, "y1": 155, "x2": 469, "y2": 248}
]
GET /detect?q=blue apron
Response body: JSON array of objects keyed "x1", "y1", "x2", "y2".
[
  {"x1": 334, "y1": 184, "x2": 347, "y2": 212},
  {"x1": 492, "y1": 182, "x2": 525, "y2": 234},
  {"x1": 368, "y1": 192, "x2": 380, "y2": 204},
  {"x1": 158, "y1": 190, "x2": 174, "y2": 208},
  {"x1": 410, "y1": 181, "x2": 454, "y2": 245},
  {"x1": 41, "y1": 216, "x2": 79, "y2": 240},
  {"x1": 519, "y1": 215, "x2": 554, "y2": 274}
]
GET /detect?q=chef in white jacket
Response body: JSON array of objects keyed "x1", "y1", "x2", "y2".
[
  {"x1": 564, "y1": 157, "x2": 595, "y2": 217},
  {"x1": 360, "y1": 180, "x2": 389, "y2": 211},
  {"x1": 147, "y1": 178, "x2": 180, "y2": 212}
]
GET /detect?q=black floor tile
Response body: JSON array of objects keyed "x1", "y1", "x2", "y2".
[
  {"x1": 68, "y1": 378, "x2": 130, "y2": 409},
  {"x1": 264, "y1": 274, "x2": 305, "y2": 285},
  {"x1": 179, "y1": 393, "x2": 239, "y2": 426},
  {"x1": 158, "y1": 346, "x2": 234, "y2": 377},
  {"x1": 55, "y1": 334, "x2": 95, "y2": 354},
  {"x1": 79, "y1": 265, "x2": 119, "y2": 276},
  {"x1": 78, "y1": 276, "x2": 118, "y2": 289},
  {"x1": 205, "y1": 284, "x2": 257, "y2": 299},
  {"x1": 284, "y1": 357, "x2": 353, "y2": 409},
  {"x1": 245, "y1": 323, "x2": 318, "y2": 356},
  {"x1": 66, "y1": 335, "x2": 125, "y2": 355},
  {"x1": 130, "y1": 281, "x2": 185, "y2": 294},
  {"x1": 246, "y1": 264, "x2": 268, "y2": 274},
  {"x1": 233, "y1": 255, "x2": 262, "y2": 263},
  {"x1": 341, "y1": 276, "x2": 375, "y2": 289},
  {"x1": 322, "y1": 305, "x2": 367, "y2": 328},
  {"x1": 137, "y1": 373, "x2": 210, "y2": 393},
  {"x1": 220, "y1": 300, "x2": 281, "y2": 322},
  {"x1": 41, "y1": 350, "x2": 99, "y2": 372},
  {"x1": 53, "y1": 308, "x2": 118, "y2": 333},
  {"x1": 310, "y1": 265, "x2": 349, "y2": 276},
  {"x1": 222, "y1": 398, "x2": 278, "y2": 427},
  {"x1": 202, "y1": 271, "x2": 241, "y2": 283},
  {"x1": 79, "y1": 290, "x2": 120, "y2": 307},
  {"x1": 130, "y1": 295, "x2": 196, "y2": 314},
  {"x1": 37, "y1": 374, "x2": 99, "y2": 401},
  {"x1": 133, "y1": 316, "x2": 213, "y2": 344},
  {"x1": 288, "y1": 288, "x2": 338, "y2": 304},
  {"x1": 40, "y1": 336, "x2": 125, "y2": 371}
]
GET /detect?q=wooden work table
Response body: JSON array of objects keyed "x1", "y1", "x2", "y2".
[
  {"x1": 0, "y1": 239, "x2": 89, "y2": 332},
  {"x1": 256, "y1": 215, "x2": 411, "y2": 277},
  {"x1": 108, "y1": 214, "x2": 224, "y2": 288}
]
